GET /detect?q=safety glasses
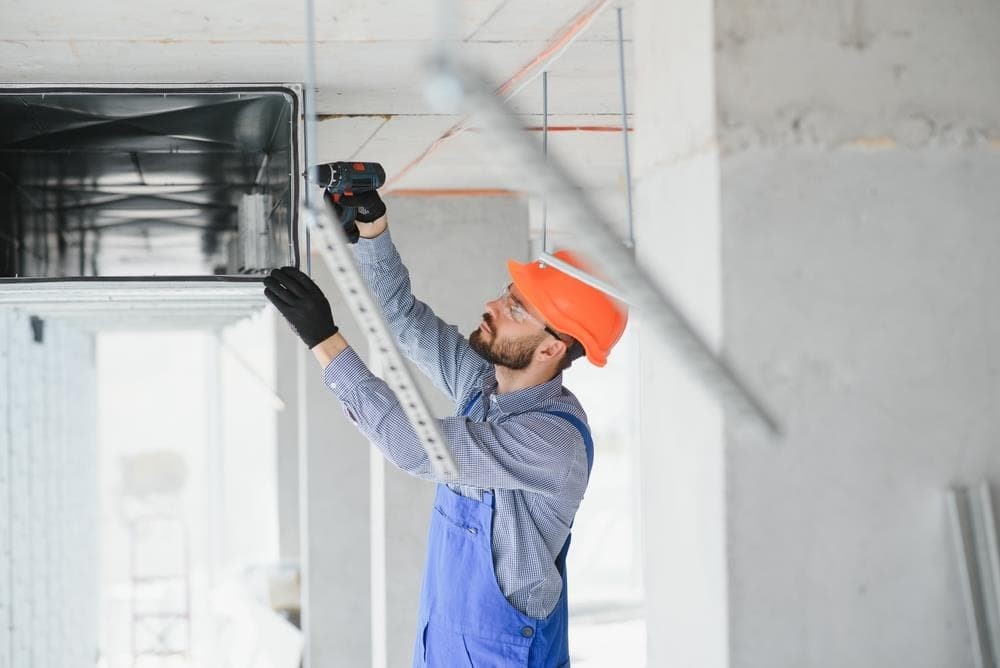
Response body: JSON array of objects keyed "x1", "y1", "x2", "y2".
[{"x1": 497, "y1": 284, "x2": 563, "y2": 340}]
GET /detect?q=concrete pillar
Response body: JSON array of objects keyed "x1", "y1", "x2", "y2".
[
  {"x1": 0, "y1": 309, "x2": 98, "y2": 667},
  {"x1": 275, "y1": 258, "x2": 373, "y2": 668},
  {"x1": 633, "y1": 2, "x2": 727, "y2": 667},
  {"x1": 634, "y1": 0, "x2": 1000, "y2": 666},
  {"x1": 276, "y1": 194, "x2": 528, "y2": 666}
]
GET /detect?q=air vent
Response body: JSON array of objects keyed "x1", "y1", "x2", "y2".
[{"x1": 0, "y1": 84, "x2": 305, "y2": 329}]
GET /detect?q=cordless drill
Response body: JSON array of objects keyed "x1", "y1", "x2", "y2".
[{"x1": 312, "y1": 162, "x2": 386, "y2": 229}]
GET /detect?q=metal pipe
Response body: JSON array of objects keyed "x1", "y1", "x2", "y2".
[
  {"x1": 973, "y1": 483, "x2": 1000, "y2": 662},
  {"x1": 616, "y1": 6, "x2": 635, "y2": 249},
  {"x1": 300, "y1": 0, "x2": 319, "y2": 663},
  {"x1": 542, "y1": 70, "x2": 549, "y2": 254},
  {"x1": 948, "y1": 488, "x2": 989, "y2": 668},
  {"x1": 302, "y1": 0, "x2": 319, "y2": 212}
]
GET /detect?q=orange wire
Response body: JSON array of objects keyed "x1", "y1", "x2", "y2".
[{"x1": 385, "y1": 0, "x2": 613, "y2": 189}]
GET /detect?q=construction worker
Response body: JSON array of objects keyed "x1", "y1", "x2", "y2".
[{"x1": 263, "y1": 188, "x2": 627, "y2": 667}]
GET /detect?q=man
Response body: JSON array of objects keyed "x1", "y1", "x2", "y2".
[{"x1": 264, "y1": 188, "x2": 627, "y2": 667}]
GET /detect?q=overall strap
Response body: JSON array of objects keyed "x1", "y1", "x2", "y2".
[
  {"x1": 541, "y1": 410, "x2": 594, "y2": 477},
  {"x1": 457, "y1": 394, "x2": 592, "y2": 573},
  {"x1": 544, "y1": 410, "x2": 594, "y2": 575},
  {"x1": 460, "y1": 391, "x2": 482, "y2": 418}
]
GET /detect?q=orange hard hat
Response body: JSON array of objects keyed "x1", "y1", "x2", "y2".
[{"x1": 507, "y1": 250, "x2": 628, "y2": 367}]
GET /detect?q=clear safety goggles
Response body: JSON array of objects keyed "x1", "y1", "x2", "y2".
[{"x1": 497, "y1": 284, "x2": 562, "y2": 340}]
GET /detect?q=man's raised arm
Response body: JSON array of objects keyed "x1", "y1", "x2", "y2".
[{"x1": 324, "y1": 190, "x2": 489, "y2": 404}]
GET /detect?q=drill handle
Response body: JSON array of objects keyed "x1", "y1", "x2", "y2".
[{"x1": 337, "y1": 204, "x2": 357, "y2": 227}]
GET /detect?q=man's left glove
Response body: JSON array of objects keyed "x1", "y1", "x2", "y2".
[
  {"x1": 263, "y1": 266, "x2": 338, "y2": 347},
  {"x1": 325, "y1": 190, "x2": 387, "y2": 244}
]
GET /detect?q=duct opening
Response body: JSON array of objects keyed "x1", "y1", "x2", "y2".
[{"x1": 0, "y1": 85, "x2": 302, "y2": 280}]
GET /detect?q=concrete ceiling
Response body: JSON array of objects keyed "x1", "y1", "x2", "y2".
[
  {"x1": 0, "y1": 0, "x2": 636, "y2": 328},
  {"x1": 1, "y1": 0, "x2": 635, "y2": 194}
]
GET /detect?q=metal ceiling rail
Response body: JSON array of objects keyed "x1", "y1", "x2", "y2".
[
  {"x1": 430, "y1": 56, "x2": 780, "y2": 440},
  {"x1": 948, "y1": 484, "x2": 1000, "y2": 668},
  {"x1": 615, "y1": 6, "x2": 635, "y2": 250},
  {"x1": 298, "y1": 201, "x2": 459, "y2": 480}
]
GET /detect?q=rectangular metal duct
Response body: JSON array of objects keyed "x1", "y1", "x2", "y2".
[{"x1": 0, "y1": 84, "x2": 305, "y2": 329}]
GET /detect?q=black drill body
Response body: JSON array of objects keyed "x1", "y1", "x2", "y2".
[
  {"x1": 313, "y1": 162, "x2": 385, "y2": 228},
  {"x1": 315, "y1": 162, "x2": 386, "y2": 196}
]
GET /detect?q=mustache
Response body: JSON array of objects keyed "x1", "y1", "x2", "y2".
[{"x1": 481, "y1": 313, "x2": 493, "y2": 330}]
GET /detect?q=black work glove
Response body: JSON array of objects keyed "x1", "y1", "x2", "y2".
[
  {"x1": 324, "y1": 190, "x2": 387, "y2": 244},
  {"x1": 263, "y1": 266, "x2": 338, "y2": 347}
]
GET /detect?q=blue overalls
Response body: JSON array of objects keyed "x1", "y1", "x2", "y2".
[{"x1": 412, "y1": 392, "x2": 594, "y2": 667}]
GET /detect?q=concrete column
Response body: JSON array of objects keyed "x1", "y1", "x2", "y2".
[
  {"x1": 633, "y1": 1, "x2": 727, "y2": 667},
  {"x1": 0, "y1": 309, "x2": 98, "y2": 667},
  {"x1": 275, "y1": 258, "x2": 374, "y2": 668},
  {"x1": 0, "y1": 311, "x2": 10, "y2": 667}
]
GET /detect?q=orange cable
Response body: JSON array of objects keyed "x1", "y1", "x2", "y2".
[{"x1": 385, "y1": 0, "x2": 613, "y2": 190}]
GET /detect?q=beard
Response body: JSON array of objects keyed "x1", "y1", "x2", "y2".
[{"x1": 469, "y1": 313, "x2": 546, "y2": 371}]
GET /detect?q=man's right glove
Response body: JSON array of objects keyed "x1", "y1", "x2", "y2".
[
  {"x1": 263, "y1": 266, "x2": 339, "y2": 348},
  {"x1": 325, "y1": 189, "x2": 386, "y2": 244}
]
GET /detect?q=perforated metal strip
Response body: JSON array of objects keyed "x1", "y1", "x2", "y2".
[{"x1": 301, "y1": 203, "x2": 459, "y2": 479}]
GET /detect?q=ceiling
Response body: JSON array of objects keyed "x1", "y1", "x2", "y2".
[
  {"x1": 0, "y1": 0, "x2": 635, "y2": 328},
  {"x1": 0, "y1": 0, "x2": 634, "y2": 195}
]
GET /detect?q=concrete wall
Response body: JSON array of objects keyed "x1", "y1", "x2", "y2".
[
  {"x1": 0, "y1": 309, "x2": 98, "y2": 667},
  {"x1": 718, "y1": 0, "x2": 1000, "y2": 662},
  {"x1": 276, "y1": 194, "x2": 528, "y2": 666},
  {"x1": 635, "y1": 0, "x2": 1000, "y2": 666},
  {"x1": 724, "y1": 147, "x2": 1000, "y2": 668}
]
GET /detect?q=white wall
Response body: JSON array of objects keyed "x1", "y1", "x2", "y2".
[{"x1": 0, "y1": 309, "x2": 98, "y2": 667}]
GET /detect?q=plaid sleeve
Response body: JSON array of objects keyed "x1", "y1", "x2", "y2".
[
  {"x1": 323, "y1": 348, "x2": 582, "y2": 492},
  {"x1": 352, "y1": 230, "x2": 489, "y2": 405}
]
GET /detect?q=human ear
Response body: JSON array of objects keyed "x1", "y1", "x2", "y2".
[{"x1": 537, "y1": 338, "x2": 567, "y2": 362}]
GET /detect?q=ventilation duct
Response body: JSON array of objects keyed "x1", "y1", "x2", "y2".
[{"x1": 0, "y1": 84, "x2": 304, "y2": 329}]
